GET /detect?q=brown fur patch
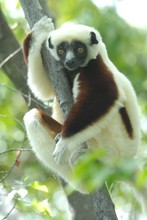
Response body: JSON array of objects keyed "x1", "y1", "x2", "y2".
[
  {"x1": 23, "y1": 32, "x2": 32, "y2": 65},
  {"x1": 119, "y1": 107, "x2": 133, "y2": 139},
  {"x1": 62, "y1": 54, "x2": 119, "y2": 137},
  {"x1": 38, "y1": 110, "x2": 62, "y2": 138}
]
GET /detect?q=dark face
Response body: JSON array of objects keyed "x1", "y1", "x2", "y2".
[{"x1": 56, "y1": 41, "x2": 87, "y2": 71}]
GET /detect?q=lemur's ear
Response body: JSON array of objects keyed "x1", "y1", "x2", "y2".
[
  {"x1": 48, "y1": 37, "x2": 54, "y2": 49},
  {"x1": 90, "y1": 32, "x2": 99, "y2": 45}
]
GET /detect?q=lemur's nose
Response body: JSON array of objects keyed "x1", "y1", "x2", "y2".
[{"x1": 65, "y1": 58, "x2": 76, "y2": 67}]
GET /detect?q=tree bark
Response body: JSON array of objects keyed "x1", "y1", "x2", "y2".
[
  {"x1": 0, "y1": 9, "x2": 27, "y2": 95},
  {"x1": 0, "y1": 1, "x2": 118, "y2": 219}
]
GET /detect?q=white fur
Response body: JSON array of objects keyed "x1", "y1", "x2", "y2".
[
  {"x1": 47, "y1": 23, "x2": 102, "y2": 66},
  {"x1": 27, "y1": 16, "x2": 55, "y2": 101},
  {"x1": 72, "y1": 73, "x2": 80, "y2": 102},
  {"x1": 52, "y1": 24, "x2": 140, "y2": 164},
  {"x1": 24, "y1": 17, "x2": 140, "y2": 191},
  {"x1": 23, "y1": 109, "x2": 86, "y2": 193},
  {"x1": 52, "y1": 97, "x2": 64, "y2": 124},
  {"x1": 65, "y1": 50, "x2": 75, "y2": 60}
]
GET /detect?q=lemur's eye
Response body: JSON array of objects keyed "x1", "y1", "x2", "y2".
[
  {"x1": 77, "y1": 47, "x2": 84, "y2": 53},
  {"x1": 58, "y1": 49, "x2": 64, "y2": 55}
]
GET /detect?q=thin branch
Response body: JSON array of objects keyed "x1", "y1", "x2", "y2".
[
  {"x1": 0, "y1": 114, "x2": 24, "y2": 129},
  {"x1": 0, "y1": 83, "x2": 21, "y2": 93},
  {"x1": 0, "y1": 47, "x2": 22, "y2": 68},
  {"x1": 1, "y1": 200, "x2": 17, "y2": 220},
  {"x1": 0, "y1": 154, "x2": 21, "y2": 183},
  {"x1": 0, "y1": 148, "x2": 31, "y2": 155},
  {"x1": 0, "y1": 134, "x2": 27, "y2": 183},
  {"x1": 0, "y1": 83, "x2": 50, "y2": 109}
]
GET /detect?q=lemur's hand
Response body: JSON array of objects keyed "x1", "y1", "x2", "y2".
[
  {"x1": 52, "y1": 136, "x2": 71, "y2": 164},
  {"x1": 54, "y1": 133, "x2": 61, "y2": 144},
  {"x1": 53, "y1": 135, "x2": 88, "y2": 165},
  {"x1": 69, "y1": 145, "x2": 88, "y2": 166},
  {"x1": 32, "y1": 16, "x2": 54, "y2": 42}
]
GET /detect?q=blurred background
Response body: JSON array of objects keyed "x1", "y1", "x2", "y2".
[{"x1": 0, "y1": 0, "x2": 147, "y2": 219}]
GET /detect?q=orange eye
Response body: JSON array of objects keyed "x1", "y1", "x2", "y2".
[
  {"x1": 58, "y1": 49, "x2": 64, "y2": 55},
  {"x1": 77, "y1": 47, "x2": 84, "y2": 53}
]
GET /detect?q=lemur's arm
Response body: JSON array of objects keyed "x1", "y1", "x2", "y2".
[{"x1": 23, "y1": 16, "x2": 55, "y2": 101}]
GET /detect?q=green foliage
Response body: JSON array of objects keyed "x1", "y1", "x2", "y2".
[
  {"x1": 0, "y1": 0, "x2": 27, "y2": 42},
  {"x1": 72, "y1": 149, "x2": 139, "y2": 192},
  {"x1": 49, "y1": 0, "x2": 101, "y2": 26},
  {"x1": 0, "y1": 72, "x2": 26, "y2": 169},
  {"x1": 73, "y1": 151, "x2": 146, "y2": 216},
  {"x1": 136, "y1": 164, "x2": 147, "y2": 188},
  {"x1": 14, "y1": 178, "x2": 69, "y2": 220}
]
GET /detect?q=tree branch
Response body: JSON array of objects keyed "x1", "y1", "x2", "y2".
[{"x1": 0, "y1": 10, "x2": 27, "y2": 95}]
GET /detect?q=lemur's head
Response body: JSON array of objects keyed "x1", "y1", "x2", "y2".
[{"x1": 47, "y1": 23, "x2": 102, "y2": 71}]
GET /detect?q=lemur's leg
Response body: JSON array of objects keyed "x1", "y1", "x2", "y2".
[{"x1": 23, "y1": 108, "x2": 87, "y2": 193}]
